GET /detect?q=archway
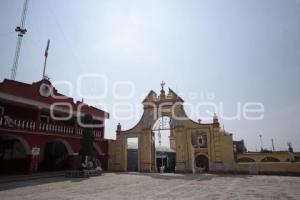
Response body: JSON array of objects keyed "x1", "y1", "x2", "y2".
[
  {"x1": 39, "y1": 139, "x2": 72, "y2": 171},
  {"x1": 0, "y1": 134, "x2": 30, "y2": 174},
  {"x1": 152, "y1": 116, "x2": 176, "y2": 173},
  {"x1": 261, "y1": 157, "x2": 280, "y2": 162},
  {"x1": 195, "y1": 155, "x2": 209, "y2": 172},
  {"x1": 126, "y1": 137, "x2": 139, "y2": 172},
  {"x1": 111, "y1": 83, "x2": 228, "y2": 173}
]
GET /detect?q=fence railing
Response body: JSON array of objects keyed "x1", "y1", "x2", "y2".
[{"x1": 0, "y1": 116, "x2": 102, "y2": 138}]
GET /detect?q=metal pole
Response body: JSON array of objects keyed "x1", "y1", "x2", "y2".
[
  {"x1": 271, "y1": 138, "x2": 275, "y2": 152},
  {"x1": 11, "y1": 0, "x2": 29, "y2": 80},
  {"x1": 259, "y1": 134, "x2": 263, "y2": 151},
  {"x1": 11, "y1": 36, "x2": 23, "y2": 80},
  {"x1": 42, "y1": 40, "x2": 50, "y2": 79}
]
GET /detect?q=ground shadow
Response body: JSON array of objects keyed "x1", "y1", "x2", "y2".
[
  {"x1": 113, "y1": 172, "x2": 253, "y2": 182},
  {"x1": 0, "y1": 172, "x2": 253, "y2": 191},
  {"x1": 0, "y1": 173, "x2": 89, "y2": 191}
]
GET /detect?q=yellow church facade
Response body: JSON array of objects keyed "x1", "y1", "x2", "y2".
[{"x1": 107, "y1": 84, "x2": 300, "y2": 174}]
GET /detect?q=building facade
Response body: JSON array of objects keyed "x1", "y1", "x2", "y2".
[
  {"x1": 108, "y1": 84, "x2": 300, "y2": 175},
  {"x1": 0, "y1": 79, "x2": 109, "y2": 174},
  {"x1": 108, "y1": 84, "x2": 236, "y2": 173}
]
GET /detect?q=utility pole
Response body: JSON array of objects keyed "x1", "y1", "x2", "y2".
[{"x1": 11, "y1": 0, "x2": 30, "y2": 80}]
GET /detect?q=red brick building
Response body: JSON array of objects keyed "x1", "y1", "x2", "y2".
[{"x1": 0, "y1": 79, "x2": 109, "y2": 174}]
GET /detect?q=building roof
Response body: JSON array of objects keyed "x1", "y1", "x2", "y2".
[{"x1": 0, "y1": 79, "x2": 109, "y2": 119}]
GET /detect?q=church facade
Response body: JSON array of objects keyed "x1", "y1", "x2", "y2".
[
  {"x1": 108, "y1": 83, "x2": 300, "y2": 174},
  {"x1": 108, "y1": 83, "x2": 236, "y2": 173}
]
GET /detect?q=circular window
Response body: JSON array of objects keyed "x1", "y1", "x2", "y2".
[{"x1": 39, "y1": 83, "x2": 52, "y2": 97}]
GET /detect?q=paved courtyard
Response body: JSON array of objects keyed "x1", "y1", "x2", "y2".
[{"x1": 1, "y1": 173, "x2": 300, "y2": 200}]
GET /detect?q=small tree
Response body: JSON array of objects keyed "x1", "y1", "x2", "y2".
[{"x1": 79, "y1": 114, "x2": 94, "y2": 164}]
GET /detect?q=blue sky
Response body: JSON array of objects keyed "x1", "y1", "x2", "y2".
[{"x1": 1, "y1": 0, "x2": 300, "y2": 151}]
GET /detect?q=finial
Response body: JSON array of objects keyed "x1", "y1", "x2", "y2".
[
  {"x1": 160, "y1": 81, "x2": 165, "y2": 90},
  {"x1": 117, "y1": 122, "x2": 122, "y2": 132},
  {"x1": 213, "y1": 112, "x2": 219, "y2": 124},
  {"x1": 159, "y1": 81, "x2": 166, "y2": 99},
  {"x1": 213, "y1": 113, "x2": 218, "y2": 119}
]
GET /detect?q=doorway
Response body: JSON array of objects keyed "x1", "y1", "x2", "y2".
[
  {"x1": 40, "y1": 140, "x2": 69, "y2": 171},
  {"x1": 195, "y1": 155, "x2": 209, "y2": 172},
  {"x1": 152, "y1": 116, "x2": 176, "y2": 172},
  {"x1": 127, "y1": 137, "x2": 139, "y2": 172}
]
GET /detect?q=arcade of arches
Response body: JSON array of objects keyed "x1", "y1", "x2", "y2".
[{"x1": 0, "y1": 134, "x2": 105, "y2": 174}]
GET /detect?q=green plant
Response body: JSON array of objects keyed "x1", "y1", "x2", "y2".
[{"x1": 79, "y1": 114, "x2": 94, "y2": 162}]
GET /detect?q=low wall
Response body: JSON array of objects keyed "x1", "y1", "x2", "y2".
[
  {"x1": 237, "y1": 152, "x2": 300, "y2": 162},
  {"x1": 236, "y1": 162, "x2": 300, "y2": 175}
]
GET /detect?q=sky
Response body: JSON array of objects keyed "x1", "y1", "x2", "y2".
[{"x1": 0, "y1": 0, "x2": 300, "y2": 151}]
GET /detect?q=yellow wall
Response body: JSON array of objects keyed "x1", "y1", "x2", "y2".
[
  {"x1": 236, "y1": 162, "x2": 300, "y2": 174},
  {"x1": 237, "y1": 152, "x2": 300, "y2": 162}
]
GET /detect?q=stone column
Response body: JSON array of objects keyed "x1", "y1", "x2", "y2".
[
  {"x1": 175, "y1": 127, "x2": 190, "y2": 172},
  {"x1": 140, "y1": 129, "x2": 152, "y2": 172},
  {"x1": 115, "y1": 134, "x2": 125, "y2": 172},
  {"x1": 68, "y1": 154, "x2": 79, "y2": 170},
  {"x1": 191, "y1": 145, "x2": 196, "y2": 174}
]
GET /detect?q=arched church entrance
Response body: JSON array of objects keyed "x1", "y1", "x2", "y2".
[{"x1": 195, "y1": 155, "x2": 209, "y2": 172}]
